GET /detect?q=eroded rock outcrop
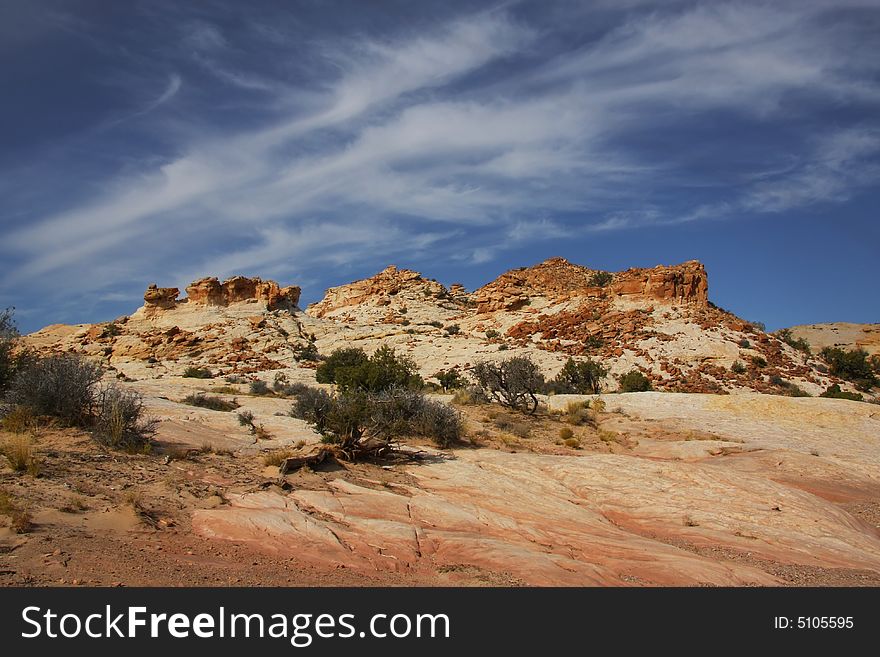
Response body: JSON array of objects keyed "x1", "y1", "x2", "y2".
[
  {"x1": 472, "y1": 258, "x2": 707, "y2": 313},
  {"x1": 307, "y1": 265, "x2": 447, "y2": 318},
  {"x1": 143, "y1": 284, "x2": 180, "y2": 315},
  {"x1": 185, "y1": 276, "x2": 301, "y2": 310}
]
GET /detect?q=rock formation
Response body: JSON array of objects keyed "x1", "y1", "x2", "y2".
[
  {"x1": 185, "y1": 276, "x2": 301, "y2": 310},
  {"x1": 307, "y1": 265, "x2": 447, "y2": 318}
]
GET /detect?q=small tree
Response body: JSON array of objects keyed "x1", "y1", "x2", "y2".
[
  {"x1": 0, "y1": 308, "x2": 25, "y2": 393},
  {"x1": 549, "y1": 358, "x2": 608, "y2": 394},
  {"x1": 317, "y1": 346, "x2": 423, "y2": 392},
  {"x1": 315, "y1": 347, "x2": 369, "y2": 385},
  {"x1": 472, "y1": 356, "x2": 545, "y2": 414},
  {"x1": 434, "y1": 369, "x2": 465, "y2": 392},
  {"x1": 618, "y1": 370, "x2": 652, "y2": 392},
  {"x1": 775, "y1": 328, "x2": 811, "y2": 354}
]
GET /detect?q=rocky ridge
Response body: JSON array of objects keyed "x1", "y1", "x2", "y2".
[{"x1": 21, "y1": 260, "x2": 865, "y2": 397}]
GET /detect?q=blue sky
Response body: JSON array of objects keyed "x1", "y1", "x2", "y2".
[{"x1": 1, "y1": 0, "x2": 879, "y2": 333}]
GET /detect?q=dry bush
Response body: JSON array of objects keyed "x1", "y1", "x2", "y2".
[
  {"x1": 493, "y1": 416, "x2": 531, "y2": 439},
  {"x1": 563, "y1": 437, "x2": 581, "y2": 449},
  {"x1": 263, "y1": 447, "x2": 301, "y2": 467},
  {"x1": 0, "y1": 489, "x2": 33, "y2": 533},
  {"x1": 59, "y1": 495, "x2": 88, "y2": 513},
  {"x1": 183, "y1": 394, "x2": 239, "y2": 412},
  {"x1": 2, "y1": 434, "x2": 36, "y2": 473},
  {"x1": 559, "y1": 427, "x2": 574, "y2": 441},
  {"x1": 0, "y1": 405, "x2": 38, "y2": 433},
  {"x1": 5, "y1": 354, "x2": 103, "y2": 426},
  {"x1": 563, "y1": 401, "x2": 592, "y2": 426},
  {"x1": 93, "y1": 385, "x2": 158, "y2": 451}
]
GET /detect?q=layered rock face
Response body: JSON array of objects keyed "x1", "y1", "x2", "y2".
[
  {"x1": 611, "y1": 260, "x2": 708, "y2": 306},
  {"x1": 472, "y1": 258, "x2": 708, "y2": 313},
  {"x1": 307, "y1": 265, "x2": 446, "y2": 318},
  {"x1": 185, "y1": 276, "x2": 301, "y2": 310}
]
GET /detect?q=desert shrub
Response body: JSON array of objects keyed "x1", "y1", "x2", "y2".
[
  {"x1": 775, "y1": 329, "x2": 811, "y2": 354},
  {"x1": 182, "y1": 394, "x2": 239, "y2": 412},
  {"x1": 225, "y1": 374, "x2": 248, "y2": 384},
  {"x1": 262, "y1": 448, "x2": 301, "y2": 467},
  {"x1": 547, "y1": 358, "x2": 607, "y2": 394},
  {"x1": 0, "y1": 308, "x2": 26, "y2": 393},
  {"x1": 292, "y1": 340, "x2": 320, "y2": 362},
  {"x1": 472, "y1": 356, "x2": 545, "y2": 415},
  {"x1": 485, "y1": 329, "x2": 499, "y2": 340},
  {"x1": 315, "y1": 347, "x2": 369, "y2": 385},
  {"x1": 2, "y1": 434, "x2": 35, "y2": 472},
  {"x1": 589, "y1": 271, "x2": 613, "y2": 287},
  {"x1": 93, "y1": 385, "x2": 157, "y2": 450},
  {"x1": 444, "y1": 324, "x2": 460, "y2": 335},
  {"x1": 820, "y1": 347, "x2": 877, "y2": 391},
  {"x1": 434, "y1": 369, "x2": 465, "y2": 392},
  {"x1": 738, "y1": 339, "x2": 751, "y2": 348},
  {"x1": 427, "y1": 320, "x2": 443, "y2": 328},
  {"x1": 769, "y1": 376, "x2": 810, "y2": 398},
  {"x1": 731, "y1": 361, "x2": 747, "y2": 374},
  {"x1": 451, "y1": 386, "x2": 485, "y2": 406},
  {"x1": 819, "y1": 384, "x2": 863, "y2": 402},
  {"x1": 183, "y1": 366, "x2": 213, "y2": 379},
  {"x1": 563, "y1": 437, "x2": 581, "y2": 449},
  {"x1": 237, "y1": 410, "x2": 255, "y2": 428},
  {"x1": 0, "y1": 405, "x2": 38, "y2": 433},
  {"x1": 290, "y1": 386, "x2": 461, "y2": 451},
  {"x1": 559, "y1": 427, "x2": 574, "y2": 441},
  {"x1": 0, "y1": 490, "x2": 32, "y2": 533},
  {"x1": 498, "y1": 344, "x2": 509, "y2": 351},
  {"x1": 100, "y1": 322, "x2": 122, "y2": 338},
  {"x1": 249, "y1": 380, "x2": 272, "y2": 396},
  {"x1": 5, "y1": 354, "x2": 103, "y2": 426},
  {"x1": 618, "y1": 370, "x2": 652, "y2": 392},
  {"x1": 317, "y1": 345, "x2": 422, "y2": 393},
  {"x1": 749, "y1": 321, "x2": 767, "y2": 332},
  {"x1": 493, "y1": 416, "x2": 531, "y2": 439},
  {"x1": 563, "y1": 401, "x2": 593, "y2": 426},
  {"x1": 289, "y1": 386, "x2": 335, "y2": 435},
  {"x1": 750, "y1": 355, "x2": 767, "y2": 369}
]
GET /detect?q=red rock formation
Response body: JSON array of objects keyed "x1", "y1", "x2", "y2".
[
  {"x1": 185, "y1": 276, "x2": 301, "y2": 310},
  {"x1": 611, "y1": 261, "x2": 708, "y2": 306},
  {"x1": 143, "y1": 284, "x2": 180, "y2": 316},
  {"x1": 307, "y1": 265, "x2": 446, "y2": 318},
  {"x1": 473, "y1": 257, "x2": 707, "y2": 313}
]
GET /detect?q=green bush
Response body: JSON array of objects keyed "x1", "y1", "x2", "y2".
[
  {"x1": 182, "y1": 394, "x2": 239, "y2": 412},
  {"x1": 444, "y1": 324, "x2": 460, "y2": 335},
  {"x1": 316, "y1": 345, "x2": 423, "y2": 393},
  {"x1": 750, "y1": 355, "x2": 767, "y2": 369},
  {"x1": 249, "y1": 380, "x2": 272, "y2": 396},
  {"x1": 775, "y1": 329, "x2": 811, "y2": 354},
  {"x1": 292, "y1": 341, "x2": 320, "y2": 362},
  {"x1": 819, "y1": 384, "x2": 863, "y2": 402},
  {"x1": 820, "y1": 347, "x2": 877, "y2": 391},
  {"x1": 547, "y1": 358, "x2": 607, "y2": 394},
  {"x1": 183, "y1": 366, "x2": 213, "y2": 379},
  {"x1": 589, "y1": 271, "x2": 613, "y2": 287},
  {"x1": 731, "y1": 361, "x2": 746, "y2": 374},
  {"x1": 289, "y1": 386, "x2": 462, "y2": 451},
  {"x1": 618, "y1": 370, "x2": 652, "y2": 392},
  {"x1": 738, "y1": 338, "x2": 751, "y2": 348},
  {"x1": 485, "y1": 329, "x2": 500, "y2": 340},
  {"x1": 472, "y1": 356, "x2": 545, "y2": 415},
  {"x1": 434, "y1": 369, "x2": 465, "y2": 392}
]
